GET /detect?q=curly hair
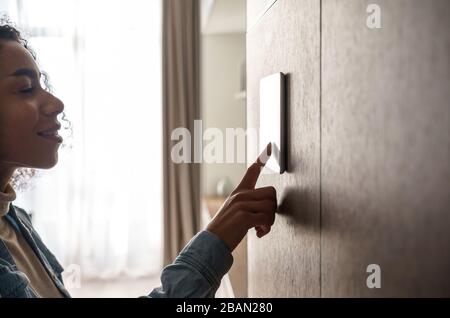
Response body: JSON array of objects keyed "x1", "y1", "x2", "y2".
[{"x1": 0, "y1": 16, "x2": 71, "y2": 191}]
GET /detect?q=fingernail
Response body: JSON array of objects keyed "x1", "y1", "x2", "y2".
[{"x1": 267, "y1": 143, "x2": 272, "y2": 156}]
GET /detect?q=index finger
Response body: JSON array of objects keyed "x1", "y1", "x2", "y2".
[{"x1": 233, "y1": 143, "x2": 272, "y2": 192}]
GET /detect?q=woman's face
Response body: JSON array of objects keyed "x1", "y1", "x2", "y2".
[{"x1": 0, "y1": 40, "x2": 64, "y2": 170}]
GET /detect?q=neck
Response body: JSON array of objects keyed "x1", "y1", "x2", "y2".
[{"x1": 0, "y1": 165, "x2": 15, "y2": 192}]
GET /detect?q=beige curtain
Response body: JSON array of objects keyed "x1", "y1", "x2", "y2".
[{"x1": 162, "y1": 0, "x2": 201, "y2": 265}]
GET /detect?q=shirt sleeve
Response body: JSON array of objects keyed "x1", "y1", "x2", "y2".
[{"x1": 147, "y1": 230, "x2": 234, "y2": 298}]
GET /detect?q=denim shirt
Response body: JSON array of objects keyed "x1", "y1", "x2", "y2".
[{"x1": 0, "y1": 204, "x2": 233, "y2": 298}]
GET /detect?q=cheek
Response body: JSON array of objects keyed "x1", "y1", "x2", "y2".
[
  {"x1": 12, "y1": 102, "x2": 40, "y2": 131},
  {"x1": 0, "y1": 101, "x2": 40, "y2": 159}
]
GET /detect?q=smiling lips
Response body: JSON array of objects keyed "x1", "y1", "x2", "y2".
[{"x1": 37, "y1": 124, "x2": 63, "y2": 143}]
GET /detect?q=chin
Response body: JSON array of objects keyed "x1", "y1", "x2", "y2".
[{"x1": 33, "y1": 153, "x2": 59, "y2": 170}]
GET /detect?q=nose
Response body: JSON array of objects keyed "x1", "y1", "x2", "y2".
[{"x1": 41, "y1": 92, "x2": 65, "y2": 117}]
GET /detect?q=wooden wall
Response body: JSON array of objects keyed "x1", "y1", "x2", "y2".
[
  {"x1": 247, "y1": 0, "x2": 321, "y2": 297},
  {"x1": 247, "y1": 0, "x2": 450, "y2": 297}
]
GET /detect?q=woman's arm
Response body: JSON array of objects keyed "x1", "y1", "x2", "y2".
[
  {"x1": 147, "y1": 145, "x2": 277, "y2": 298},
  {"x1": 148, "y1": 230, "x2": 233, "y2": 298}
]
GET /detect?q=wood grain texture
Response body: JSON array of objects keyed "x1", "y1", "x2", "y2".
[
  {"x1": 246, "y1": 0, "x2": 278, "y2": 31},
  {"x1": 246, "y1": 0, "x2": 321, "y2": 297},
  {"x1": 322, "y1": 0, "x2": 450, "y2": 297}
]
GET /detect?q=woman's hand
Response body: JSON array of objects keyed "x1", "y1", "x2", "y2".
[{"x1": 206, "y1": 144, "x2": 277, "y2": 252}]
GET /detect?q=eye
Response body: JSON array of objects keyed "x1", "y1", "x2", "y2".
[{"x1": 19, "y1": 86, "x2": 35, "y2": 94}]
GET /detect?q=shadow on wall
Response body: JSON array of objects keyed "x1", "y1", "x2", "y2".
[
  {"x1": 274, "y1": 73, "x2": 318, "y2": 229},
  {"x1": 278, "y1": 187, "x2": 318, "y2": 229}
]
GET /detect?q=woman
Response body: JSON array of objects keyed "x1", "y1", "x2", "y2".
[{"x1": 0, "y1": 21, "x2": 277, "y2": 298}]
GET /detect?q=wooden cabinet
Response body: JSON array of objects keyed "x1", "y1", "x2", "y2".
[
  {"x1": 247, "y1": 0, "x2": 450, "y2": 297},
  {"x1": 247, "y1": 0, "x2": 277, "y2": 30},
  {"x1": 246, "y1": 0, "x2": 321, "y2": 297},
  {"x1": 321, "y1": 0, "x2": 450, "y2": 297}
]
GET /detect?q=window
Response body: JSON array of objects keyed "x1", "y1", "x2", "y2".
[{"x1": 6, "y1": 0, "x2": 163, "y2": 280}]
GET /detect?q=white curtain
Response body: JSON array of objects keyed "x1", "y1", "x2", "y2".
[{"x1": 6, "y1": 0, "x2": 163, "y2": 279}]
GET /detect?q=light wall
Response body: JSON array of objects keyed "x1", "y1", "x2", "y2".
[{"x1": 201, "y1": 34, "x2": 246, "y2": 197}]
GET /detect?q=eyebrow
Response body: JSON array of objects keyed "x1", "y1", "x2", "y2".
[{"x1": 9, "y1": 68, "x2": 41, "y2": 80}]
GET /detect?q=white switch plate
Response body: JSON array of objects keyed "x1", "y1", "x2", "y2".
[{"x1": 259, "y1": 72, "x2": 286, "y2": 174}]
